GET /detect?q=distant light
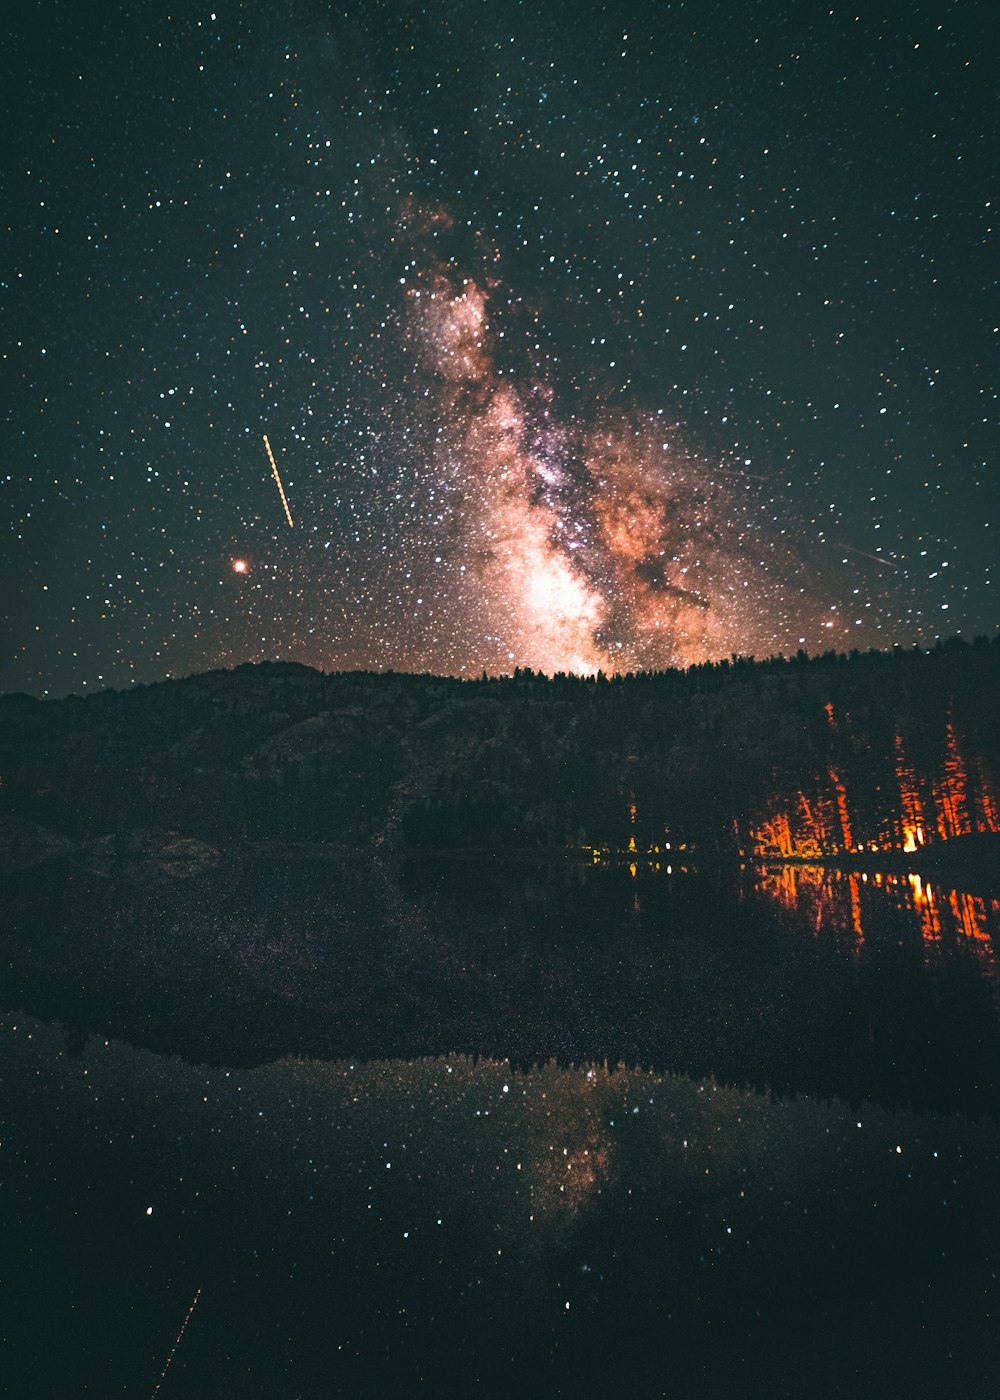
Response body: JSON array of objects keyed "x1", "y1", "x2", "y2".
[{"x1": 232, "y1": 559, "x2": 248, "y2": 574}]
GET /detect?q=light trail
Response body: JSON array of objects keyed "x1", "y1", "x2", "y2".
[
  {"x1": 150, "y1": 1287, "x2": 202, "y2": 1397},
  {"x1": 837, "y1": 543, "x2": 897, "y2": 568},
  {"x1": 263, "y1": 433, "x2": 294, "y2": 528}
]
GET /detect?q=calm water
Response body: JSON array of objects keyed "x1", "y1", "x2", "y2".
[
  {"x1": 3, "y1": 851, "x2": 1000, "y2": 1394},
  {"x1": 7, "y1": 849, "x2": 1000, "y2": 1112}
]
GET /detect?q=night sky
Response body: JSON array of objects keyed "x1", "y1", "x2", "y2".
[{"x1": 5, "y1": 0, "x2": 997, "y2": 696}]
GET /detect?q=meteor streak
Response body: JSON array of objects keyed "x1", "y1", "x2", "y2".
[
  {"x1": 263, "y1": 433, "x2": 294, "y2": 528},
  {"x1": 837, "y1": 543, "x2": 897, "y2": 568},
  {"x1": 150, "y1": 1288, "x2": 202, "y2": 1396}
]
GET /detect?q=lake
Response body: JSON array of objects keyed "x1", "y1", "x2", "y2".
[{"x1": 2, "y1": 849, "x2": 999, "y2": 1395}]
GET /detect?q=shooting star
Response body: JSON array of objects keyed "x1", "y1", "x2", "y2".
[
  {"x1": 263, "y1": 433, "x2": 294, "y2": 528},
  {"x1": 150, "y1": 1287, "x2": 202, "y2": 1397},
  {"x1": 837, "y1": 543, "x2": 897, "y2": 568}
]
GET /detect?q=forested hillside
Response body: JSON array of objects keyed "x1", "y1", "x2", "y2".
[{"x1": 2, "y1": 638, "x2": 998, "y2": 858}]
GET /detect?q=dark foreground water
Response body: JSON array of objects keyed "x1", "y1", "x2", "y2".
[{"x1": 3, "y1": 849, "x2": 1000, "y2": 1395}]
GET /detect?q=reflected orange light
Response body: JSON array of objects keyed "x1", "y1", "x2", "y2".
[
  {"x1": 752, "y1": 865, "x2": 1000, "y2": 1005},
  {"x1": 949, "y1": 890, "x2": 992, "y2": 944},
  {"x1": 908, "y1": 872, "x2": 942, "y2": 943},
  {"x1": 848, "y1": 874, "x2": 864, "y2": 946}
]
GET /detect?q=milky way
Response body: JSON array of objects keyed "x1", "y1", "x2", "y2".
[
  {"x1": 4, "y1": 1, "x2": 995, "y2": 695},
  {"x1": 398, "y1": 204, "x2": 817, "y2": 674}
]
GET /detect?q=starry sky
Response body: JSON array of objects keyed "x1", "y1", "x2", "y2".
[{"x1": 4, "y1": 0, "x2": 997, "y2": 696}]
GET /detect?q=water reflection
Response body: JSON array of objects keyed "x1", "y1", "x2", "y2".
[
  {"x1": 5, "y1": 846, "x2": 1000, "y2": 1116},
  {"x1": 751, "y1": 860, "x2": 1000, "y2": 994},
  {"x1": 6, "y1": 844, "x2": 1000, "y2": 1393},
  {"x1": 3, "y1": 1013, "x2": 1000, "y2": 1397}
]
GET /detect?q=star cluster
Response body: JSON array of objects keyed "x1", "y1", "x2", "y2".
[{"x1": 3, "y1": 0, "x2": 996, "y2": 694}]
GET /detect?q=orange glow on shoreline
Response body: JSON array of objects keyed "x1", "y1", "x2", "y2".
[{"x1": 746, "y1": 711, "x2": 999, "y2": 861}]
